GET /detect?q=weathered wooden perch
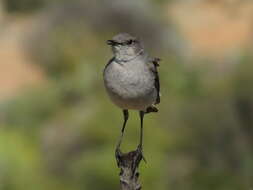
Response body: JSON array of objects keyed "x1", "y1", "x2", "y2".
[{"x1": 115, "y1": 146, "x2": 144, "y2": 190}]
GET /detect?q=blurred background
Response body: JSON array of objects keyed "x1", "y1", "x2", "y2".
[{"x1": 0, "y1": 0, "x2": 253, "y2": 189}]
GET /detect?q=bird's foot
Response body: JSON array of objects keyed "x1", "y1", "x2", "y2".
[
  {"x1": 137, "y1": 145, "x2": 147, "y2": 163},
  {"x1": 115, "y1": 146, "x2": 122, "y2": 167}
]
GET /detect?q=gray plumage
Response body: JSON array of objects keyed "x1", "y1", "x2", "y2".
[
  {"x1": 103, "y1": 33, "x2": 160, "y2": 151},
  {"x1": 103, "y1": 33, "x2": 160, "y2": 112}
]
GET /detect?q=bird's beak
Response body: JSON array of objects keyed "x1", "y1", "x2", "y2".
[{"x1": 107, "y1": 40, "x2": 115, "y2": 46}]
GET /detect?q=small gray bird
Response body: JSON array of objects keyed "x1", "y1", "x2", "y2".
[{"x1": 103, "y1": 33, "x2": 160, "y2": 152}]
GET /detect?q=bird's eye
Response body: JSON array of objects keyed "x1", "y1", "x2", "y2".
[{"x1": 127, "y1": 40, "x2": 133, "y2": 45}]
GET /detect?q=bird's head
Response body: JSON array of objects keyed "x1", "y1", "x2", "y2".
[{"x1": 107, "y1": 33, "x2": 144, "y2": 61}]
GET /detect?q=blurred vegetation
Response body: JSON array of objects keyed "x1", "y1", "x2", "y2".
[
  {"x1": 1, "y1": 0, "x2": 253, "y2": 190},
  {"x1": 3, "y1": 0, "x2": 169, "y2": 14},
  {"x1": 3, "y1": 0, "x2": 45, "y2": 13}
]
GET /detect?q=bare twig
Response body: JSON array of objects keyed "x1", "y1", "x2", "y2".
[{"x1": 115, "y1": 146, "x2": 144, "y2": 190}]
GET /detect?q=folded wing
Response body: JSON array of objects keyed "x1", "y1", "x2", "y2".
[{"x1": 148, "y1": 57, "x2": 160, "y2": 105}]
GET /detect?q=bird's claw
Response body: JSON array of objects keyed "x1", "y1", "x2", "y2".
[
  {"x1": 137, "y1": 145, "x2": 147, "y2": 163},
  {"x1": 115, "y1": 147, "x2": 122, "y2": 167}
]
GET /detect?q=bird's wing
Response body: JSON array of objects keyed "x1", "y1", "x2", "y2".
[
  {"x1": 103, "y1": 57, "x2": 115, "y2": 77},
  {"x1": 148, "y1": 57, "x2": 161, "y2": 104}
]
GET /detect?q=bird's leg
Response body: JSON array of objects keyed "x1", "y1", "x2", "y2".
[
  {"x1": 139, "y1": 111, "x2": 144, "y2": 149},
  {"x1": 137, "y1": 111, "x2": 146, "y2": 162},
  {"x1": 116, "y1": 109, "x2": 129, "y2": 151}
]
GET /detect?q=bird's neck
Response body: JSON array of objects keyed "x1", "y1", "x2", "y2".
[{"x1": 115, "y1": 49, "x2": 144, "y2": 63}]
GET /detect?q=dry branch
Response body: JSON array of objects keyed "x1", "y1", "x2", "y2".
[{"x1": 115, "y1": 146, "x2": 144, "y2": 190}]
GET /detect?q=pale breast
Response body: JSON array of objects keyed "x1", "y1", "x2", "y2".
[{"x1": 103, "y1": 59, "x2": 157, "y2": 110}]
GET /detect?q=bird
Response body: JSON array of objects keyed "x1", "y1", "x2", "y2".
[{"x1": 103, "y1": 33, "x2": 160, "y2": 154}]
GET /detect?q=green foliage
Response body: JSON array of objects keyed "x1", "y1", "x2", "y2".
[{"x1": 0, "y1": 129, "x2": 72, "y2": 190}]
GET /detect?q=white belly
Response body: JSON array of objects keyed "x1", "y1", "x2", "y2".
[{"x1": 104, "y1": 61, "x2": 156, "y2": 110}]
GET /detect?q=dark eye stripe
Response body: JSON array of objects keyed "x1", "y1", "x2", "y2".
[
  {"x1": 114, "y1": 40, "x2": 136, "y2": 46},
  {"x1": 126, "y1": 40, "x2": 133, "y2": 45},
  {"x1": 124, "y1": 40, "x2": 136, "y2": 45}
]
